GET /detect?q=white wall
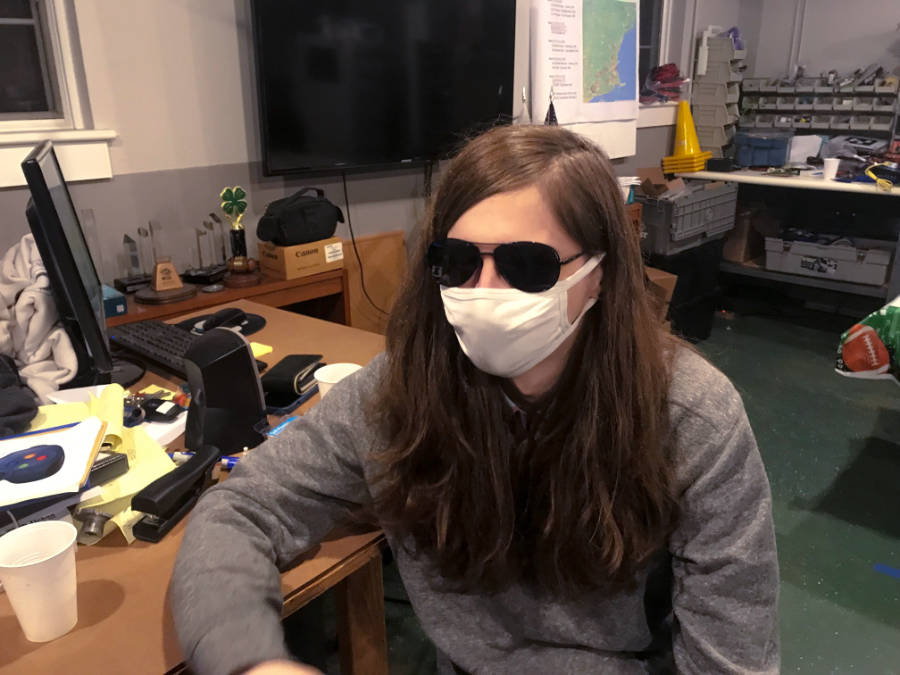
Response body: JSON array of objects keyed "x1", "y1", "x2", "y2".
[
  {"x1": 796, "y1": 0, "x2": 900, "y2": 76},
  {"x1": 74, "y1": 0, "x2": 254, "y2": 175},
  {"x1": 749, "y1": 0, "x2": 900, "y2": 79}
]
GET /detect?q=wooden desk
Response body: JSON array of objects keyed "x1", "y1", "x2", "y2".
[
  {"x1": 107, "y1": 269, "x2": 351, "y2": 328},
  {"x1": 0, "y1": 300, "x2": 387, "y2": 675}
]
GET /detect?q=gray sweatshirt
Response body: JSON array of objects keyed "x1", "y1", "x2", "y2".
[{"x1": 171, "y1": 349, "x2": 779, "y2": 674}]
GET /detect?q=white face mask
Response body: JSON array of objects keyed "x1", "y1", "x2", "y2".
[{"x1": 439, "y1": 254, "x2": 604, "y2": 378}]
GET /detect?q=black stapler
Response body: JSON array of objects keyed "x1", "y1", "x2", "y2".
[
  {"x1": 132, "y1": 445, "x2": 220, "y2": 543},
  {"x1": 131, "y1": 327, "x2": 268, "y2": 542}
]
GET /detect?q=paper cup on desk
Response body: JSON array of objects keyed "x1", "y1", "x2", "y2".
[
  {"x1": 314, "y1": 363, "x2": 363, "y2": 397},
  {"x1": 823, "y1": 157, "x2": 840, "y2": 180},
  {"x1": 0, "y1": 520, "x2": 78, "y2": 642}
]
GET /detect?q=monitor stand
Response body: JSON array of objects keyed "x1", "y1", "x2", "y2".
[{"x1": 111, "y1": 357, "x2": 146, "y2": 388}]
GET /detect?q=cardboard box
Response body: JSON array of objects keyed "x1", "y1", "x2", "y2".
[
  {"x1": 722, "y1": 209, "x2": 764, "y2": 263},
  {"x1": 258, "y1": 237, "x2": 344, "y2": 280},
  {"x1": 646, "y1": 266, "x2": 678, "y2": 320}
]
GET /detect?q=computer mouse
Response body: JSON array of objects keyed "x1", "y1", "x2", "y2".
[
  {"x1": 0, "y1": 445, "x2": 65, "y2": 483},
  {"x1": 202, "y1": 307, "x2": 247, "y2": 331}
]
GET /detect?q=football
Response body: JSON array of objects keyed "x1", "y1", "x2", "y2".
[{"x1": 841, "y1": 323, "x2": 890, "y2": 374}]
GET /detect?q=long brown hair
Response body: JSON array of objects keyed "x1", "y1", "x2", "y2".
[{"x1": 370, "y1": 125, "x2": 679, "y2": 595}]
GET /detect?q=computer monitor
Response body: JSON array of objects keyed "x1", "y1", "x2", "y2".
[{"x1": 21, "y1": 141, "x2": 113, "y2": 388}]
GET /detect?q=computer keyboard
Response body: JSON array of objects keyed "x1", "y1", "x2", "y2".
[
  {"x1": 108, "y1": 320, "x2": 266, "y2": 378},
  {"x1": 108, "y1": 320, "x2": 199, "y2": 377}
]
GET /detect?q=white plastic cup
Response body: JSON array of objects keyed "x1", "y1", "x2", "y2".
[
  {"x1": 823, "y1": 157, "x2": 840, "y2": 180},
  {"x1": 314, "y1": 363, "x2": 363, "y2": 398},
  {"x1": 0, "y1": 520, "x2": 78, "y2": 642}
]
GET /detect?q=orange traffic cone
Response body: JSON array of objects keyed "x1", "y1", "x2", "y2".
[{"x1": 663, "y1": 101, "x2": 711, "y2": 173}]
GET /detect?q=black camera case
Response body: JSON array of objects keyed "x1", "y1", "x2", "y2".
[{"x1": 256, "y1": 187, "x2": 344, "y2": 246}]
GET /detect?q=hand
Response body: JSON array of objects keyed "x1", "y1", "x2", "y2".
[{"x1": 244, "y1": 660, "x2": 323, "y2": 675}]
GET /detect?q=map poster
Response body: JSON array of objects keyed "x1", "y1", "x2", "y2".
[{"x1": 531, "y1": 0, "x2": 639, "y2": 124}]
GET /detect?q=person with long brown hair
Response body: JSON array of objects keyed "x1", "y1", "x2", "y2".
[{"x1": 171, "y1": 125, "x2": 779, "y2": 674}]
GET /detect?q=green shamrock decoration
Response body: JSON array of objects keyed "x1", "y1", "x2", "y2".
[{"x1": 220, "y1": 186, "x2": 248, "y2": 227}]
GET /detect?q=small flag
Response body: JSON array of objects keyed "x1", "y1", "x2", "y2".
[{"x1": 544, "y1": 100, "x2": 558, "y2": 126}]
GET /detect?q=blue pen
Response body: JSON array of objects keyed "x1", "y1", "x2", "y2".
[{"x1": 167, "y1": 451, "x2": 241, "y2": 470}]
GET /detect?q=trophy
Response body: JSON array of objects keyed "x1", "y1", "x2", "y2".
[{"x1": 220, "y1": 186, "x2": 261, "y2": 288}]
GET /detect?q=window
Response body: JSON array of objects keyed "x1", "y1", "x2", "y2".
[
  {"x1": 0, "y1": 0, "x2": 115, "y2": 188},
  {"x1": 0, "y1": 0, "x2": 88, "y2": 133},
  {"x1": 0, "y1": 0, "x2": 61, "y2": 120},
  {"x1": 639, "y1": 0, "x2": 665, "y2": 89}
]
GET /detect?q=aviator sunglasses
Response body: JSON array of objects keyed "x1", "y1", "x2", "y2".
[{"x1": 427, "y1": 238, "x2": 585, "y2": 293}]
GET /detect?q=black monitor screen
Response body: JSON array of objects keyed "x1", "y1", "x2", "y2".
[
  {"x1": 22, "y1": 141, "x2": 112, "y2": 386},
  {"x1": 251, "y1": 0, "x2": 517, "y2": 174}
]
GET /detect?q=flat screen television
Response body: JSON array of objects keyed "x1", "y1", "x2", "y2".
[{"x1": 250, "y1": 0, "x2": 517, "y2": 175}]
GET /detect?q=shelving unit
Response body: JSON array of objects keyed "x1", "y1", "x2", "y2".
[
  {"x1": 720, "y1": 259, "x2": 889, "y2": 299},
  {"x1": 692, "y1": 37, "x2": 745, "y2": 158},
  {"x1": 676, "y1": 169, "x2": 900, "y2": 301},
  {"x1": 740, "y1": 77, "x2": 898, "y2": 136}
]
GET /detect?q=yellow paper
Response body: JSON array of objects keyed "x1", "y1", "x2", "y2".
[
  {"x1": 93, "y1": 383, "x2": 125, "y2": 451},
  {"x1": 79, "y1": 424, "x2": 174, "y2": 509},
  {"x1": 32, "y1": 384, "x2": 176, "y2": 544},
  {"x1": 250, "y1": 342, "x2": 273, "y2": 357},
  {"x1": 31, "y1": 401, "x2": 90, "y2": 430}
]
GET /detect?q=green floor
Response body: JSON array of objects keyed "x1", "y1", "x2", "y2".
[
  {"x1": 701, "y1": 309, "x2": 900, "y2": 673},
  {"x1": 287, "y1": 308, "x2": 900, "y2": 673}
]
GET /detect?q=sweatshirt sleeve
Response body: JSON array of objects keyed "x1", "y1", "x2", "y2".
[
  {"x1": 668, "y1": 366, "x2": 780, "y2": 674},
  {"x1": 169, "y1": 356, "x2": 383, "y2": 675}
]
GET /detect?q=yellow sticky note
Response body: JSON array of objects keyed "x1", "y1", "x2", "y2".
[{"x1": 250, "y1": 342, "x2": 273, "y2": 358}]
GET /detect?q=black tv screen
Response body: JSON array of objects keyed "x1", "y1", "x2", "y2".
[{"x1": 251, "y1": 0, "x2": 516, "y2": 175}]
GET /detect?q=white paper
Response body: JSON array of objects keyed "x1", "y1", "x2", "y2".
[
  {"x1": 47, "y1": 385, "x2": 187, "y2": 448},
  {"x1": 0, "y1": 417, "x2": 105, "y2": 508},
  {"x1": 789, "y1": 135, "x2": 824, "y2": 164},
  {"x1": 531, "y1": 0, "x2": 639, "y2": 125}
]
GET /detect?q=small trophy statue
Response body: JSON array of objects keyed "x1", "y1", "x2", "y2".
[
  {"x1": 134, "y1": 220, "x2": 198, "y2": 304},
  {"x1": 220, "y1": 186, "x2": 261, "y2": 288}
]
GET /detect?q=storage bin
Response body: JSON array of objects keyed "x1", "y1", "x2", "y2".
[
  {"x1": 774, "y1": 114, "x2": 793, "y2": 129},
  {"x1": 832, "y1": 97, "x2": 854, "y2": 111},
  {"x1": 872, "y1": 97, "x2": 897, "y2": 112},
  {"x1": 742, "y1": 78, "x2": 765, "y2": 92},
  {"x1": 694, "y1": 82, "x2": 740, "y2": 105},
  {"x1": 831, "y1": 114, "x2": 852, "y2": 129},
  {"x1": 875, "y1": 79, "x2": 899, "y2": 94},
  {"x1": 697, "y1": 62, "x2": 742, "y2": 84},
  {"x1": 696, "y1": 125, "x2": 734, "y2": 147},
  {"x1": 776, "y1": 96, "x2": 797, "y2": 109},
  {"x1": 850, "y1": 115, "x2": 873, "y2": 131},
  {"x1": 734, "y1": 130, "x2": 792, "y2": 167},
  {"x1": 758, "y1": 96, "x2": 778, "y2": 110},
  {"x1": 638, "y1": 182, "x2": 738, "y2": 256},
  {"x1": 795, "y1": 95, "x2": 815, "y2": 110},
  {"x1": 811, "y1": 115, "x2": 832, "y2": 130},
  {"x1": 693, "y1": 105, "x2": 733, "y2": 126},
  {"x1": 852, "y1": 97, "x2": 874, "y2": 111},
  {"x1": 706, "y1": 37, "x2": 745, "y2": 62},
  {"x1": 813, "y1": 96, "x2": 835, "y2": 111},
  {"x1": 870, "y1": 116, "x2": 894, "y2": 132},
  {"x1": 764, "y1": 237, "x2": 893, "y2": 286},
  {"x1": 755, "y1": 113, "x2": 776, "y2": 128}
]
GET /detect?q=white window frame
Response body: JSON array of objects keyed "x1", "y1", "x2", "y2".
[
  {"x1": 637, "y1": 0, "x2": 679, "y2": 128},
  {"x1": 1, "y1": 0, "x2": 85, "y2": 132},
  {"x1": 0, "y1": 0, "x2": 115, "y2": 188}
]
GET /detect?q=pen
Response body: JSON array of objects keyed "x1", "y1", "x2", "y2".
[{"x1": 167, "y1": 451, "x2": 241, "y2": 471}]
